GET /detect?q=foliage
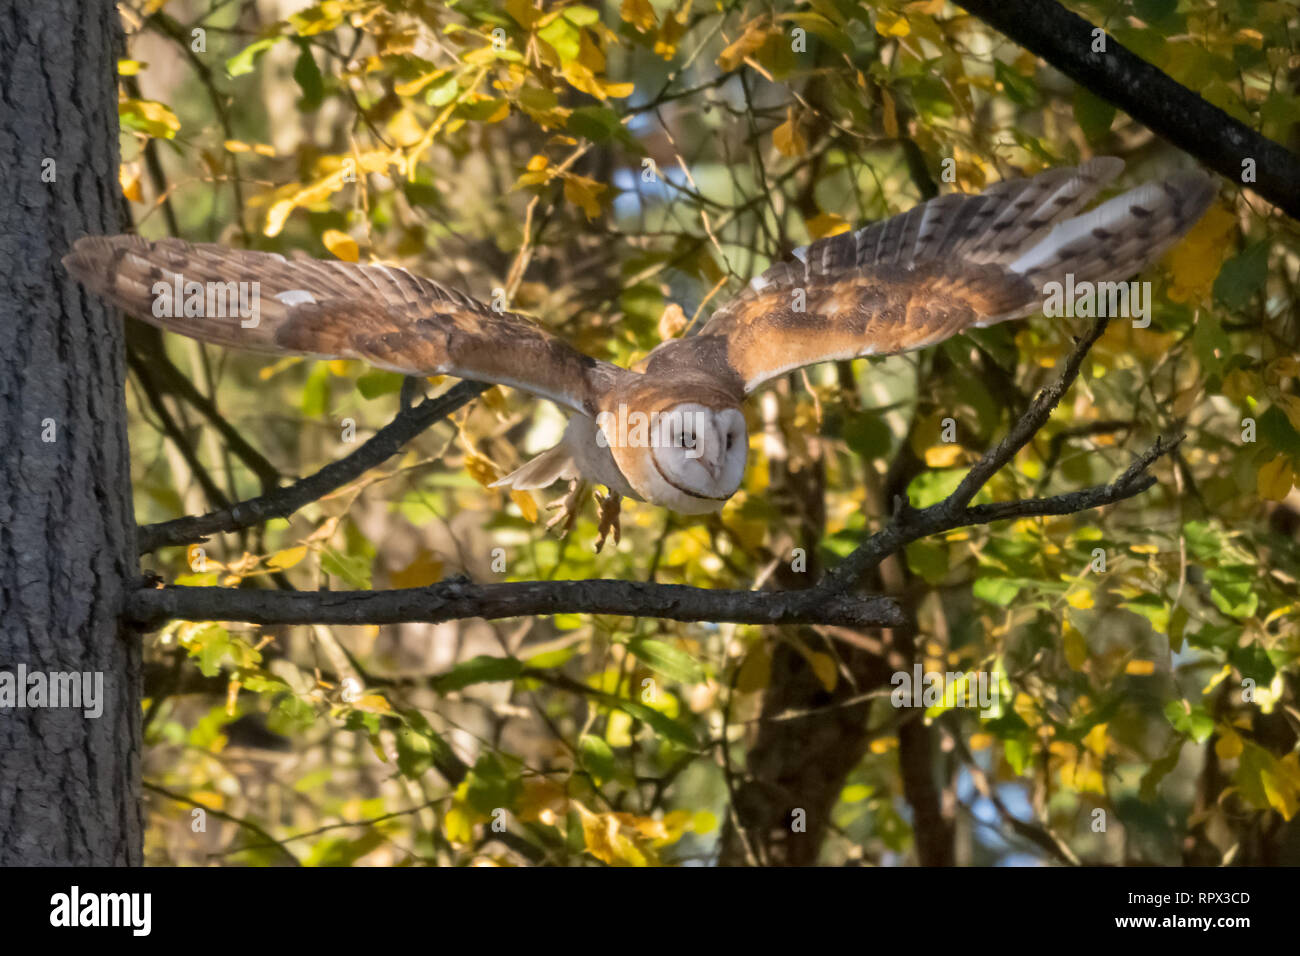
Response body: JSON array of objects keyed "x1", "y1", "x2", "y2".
[{"x1": 126, "y1": 0, "x2": 1300, "y2": 866}]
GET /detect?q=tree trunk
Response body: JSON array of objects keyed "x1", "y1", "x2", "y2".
[{"x1": 0, "y1": 0, "x2": 141, "y2": 865}]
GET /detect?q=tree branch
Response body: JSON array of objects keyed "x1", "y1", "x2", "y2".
[
  {"x1": 824, "y1": 317, "x2": 1113, "y2": 590},
  {"x1": 956, "y1": 0, "x2": 1300, "y2": 220},
  {"x1": 136, "y1": 380, "x2": 489, "y2": 553},
  {"x1": 126, "y1": 576, "x2": 907, "y2": 630}
]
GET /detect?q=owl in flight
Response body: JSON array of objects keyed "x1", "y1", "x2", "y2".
[{"x1": 66, "y1": 157, "x2": 1214, "y2": 547}]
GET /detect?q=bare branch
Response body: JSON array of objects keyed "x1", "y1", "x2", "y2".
[
  {"x1": 956, "y1": 0, "x2": 1300, "y2": 220},
  {"x1": 126, "y1": 576, "x2": 907, "y2": 630},
  {"x1": 137, "y1": 380, "x2": 489, "y2": 553}
]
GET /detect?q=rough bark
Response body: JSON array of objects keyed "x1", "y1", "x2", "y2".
[{"x1": 0, "y1": 0, "x2": 141, "y2": 865}]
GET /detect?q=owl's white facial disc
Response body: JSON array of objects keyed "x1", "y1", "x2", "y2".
[{"x1": 643, "y1": 404, "x2": 747, "y2": 514}]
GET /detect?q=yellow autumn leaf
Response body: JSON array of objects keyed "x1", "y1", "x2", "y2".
[
  {"x1": 717, "y1": 19, "x2": 771, "y2": 72},
  {"x1": 443, "y1": 804, "x2": 474, "y2": 843},
  {"x1": 654, "y1": 3, "x2": 687, "y2": 59},
  {"x1": 510, "y1": 489, "x2": 539, "y2": 523},
  {"x1": 392, "y1": 549, "x2": 443, "y2": 588},
  {"x1": 119, "y1": 163, "x2": 142, "y2": 202},
  {"x1": 354, "y1": 694, "x2": 392, "y2": 713},
  {"x1": 394, "y1": 70, "x2": 446, "y2": 96},
  {"x1": 1164, "y1": 203, "x2": 1235, "y2": 304},
  {"x1": 267, "y1": 546, "x2": 308, "y2": 570},
  {"x1": 1065, "y1": 586, "x2": 1095, "y2": 610},
  {"x1": 1125, "y1": 659, "x2": 1156, "y2": 675},
  {"x1": 1215, "y1": 726, "x2": 1244, "y2": 761},
  {"x1": 1083, "y1": 722, "x2": 1109, "y2": 757},
  {"x1": 563, "y1": 173, "x2": 606, "y2": 219},
  {"x1": 1274, "y1": 394, "x2": 1300, "y2": 432},
  {"x1": 264, "y1": 149, "x2": 404, "y2": 237},
  {"x1": 621, "y1": 0, "x2": 657, "y2": 32},
  {"x1": 1257, "y1": 454, "x2": 1295, "y2": 501},
  {"x1": 322, "y1": 229, "x2": 359, "y2": 262},
  {"x1": 658, "y1": 303, "x2": 688, "y2": 340},
  {"x1": 576, "y1": 804, "x2": 651, "y2": 866},
  {"x1": 924, "y1": 443, "x2": 964, "y2": 467},
  {"x1": 875, "y1": 10, "x2": 911, "y2": 37},
  {"x1": 772, "y1": 108, "x2": 807, "y2": 157},
  {"x1": 805, "y1": 212, "x2": 850, "y2": 239},
  {"x1": 224, "y1": 139, "x2": 275, "y2": 156},
  {"x1": 465, "y1": 453, "x2": 501, "y2": 487},
  {"x1": 881, "y1": 86, "x2": 899, "y2": 138},
  {"x1": 808, "y1": 651, "x2": 838, "y2": 693},
  {"x1": 1063, "y1": 620, "x2": 1088, "y2": 671},
  {"x1": 1261, "y1": 766, "x2": 1298, "y2": 820},
  {"x1": 119, "y1": 97, "x2": 180, "y2": 139}
]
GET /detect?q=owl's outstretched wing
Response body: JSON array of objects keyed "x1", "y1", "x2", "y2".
[
  {"x1": 654, "y1": 158, "x2": 1215, "y2": 395},
  {"x1": 64, "y1": 235, "x2": 626, "y2": 416}
]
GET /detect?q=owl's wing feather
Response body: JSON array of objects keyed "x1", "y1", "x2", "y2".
[
  {"x1": 672, "y1": 159, "x2": 1215, "y2": 394},
  {"x1": 63, "y1": 235, "x2": 625, "y2": 416}
]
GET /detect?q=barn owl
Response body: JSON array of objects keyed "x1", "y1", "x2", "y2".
[{"x1": 65, "y1": 158, "x2": 1214, "y2": 547}]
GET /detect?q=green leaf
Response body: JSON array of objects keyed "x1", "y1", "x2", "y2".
[
  {"x1": 433, "y1": 655, "x2": 524, "y2": 694},
  {"x1": 973, "y1": 576, "x2": 1023, "y2": 607},
  {"x1": 538, "y1": 17, "x2": 581, "y2": 62},
  {"x1": 995, "y1": 60, "x2": 1041, "y2": 107},
  {"x1": 426, "y1": 75, "x2": 460, "y2": 107},
  {"x1": 464, "y1": 752, "x2": 521, "y2": 815},
  {"x1": 226, "y1": 36, "x2": 280, "y2": 77},
  {"x1": 567, "y1": 105, "x2": 622, "y2": 142},
  {"x1": 1213, "y1": 242, "x2": 1270, "y2": 310},
  {"x1": 1229, "y1": 643, "x2": 1277, "y2": 685},
  {"x1": 627, "y1": 637, "x2": 704, "y2": 684},
  {"x1": 616, "y1": 697, "x2": 697, "y2": 749},
  {"x1": 578, "y1": 734, "x2": 615, "y2": 783},
  {"x1": 1073, "y1": 86, "x2": 1116, "y2": 144},
  {"x1": 843, "y1": 412, "x2": 891, "y2": 459},
  {"x1": 302, "y1": 362, "x2": 331, "y2": 416},
  {"x1": 321, "y1": 548, "x2": 372, "y2": 589},
  {"x1": 1164, "y1": 700, "x2": 1215, "y2": 743},
  {"x1": 1206, "y1": 564, "x2": 1258, "y2": 619},
  {"x1": 1259, "y1": 405, "x2": 1300, "y2": 457},
  {"x1": 563, "y1": 5, "x2": 601, "y2": 27},
  {"x1": 906, "y1": 468, "x2": 964, "y2": 508},
  {"x1": 293, "y1": 40, "x2": 324, "y2": 111},
  {"x1": 906, "y1": 539, "x2": 948, "y2": 585},
  {"x1": 1133, "y1": 0, "x2": 1178, "y2": 22},
  {"x1": 356, "y1": 370, "x2": 405, "y2": 399}
]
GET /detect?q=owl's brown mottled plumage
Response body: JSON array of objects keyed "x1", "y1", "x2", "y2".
[{"x1": 64, "y1": 159, "x2": 1216, "y2": 528}]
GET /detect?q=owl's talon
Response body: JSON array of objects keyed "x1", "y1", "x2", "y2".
[
  {"x1": 545, "y1": 479, "x2": 588, "y2": 538},
  {"x1": 594, "y1": 491, "x2": 622, "y2": 552}
]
